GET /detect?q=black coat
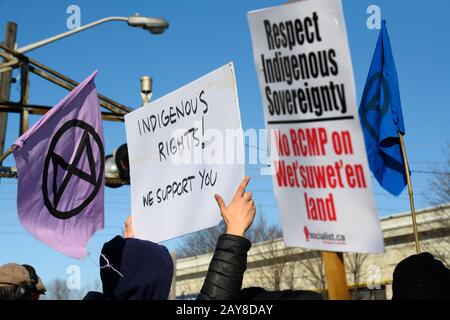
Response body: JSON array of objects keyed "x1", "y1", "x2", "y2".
[
  {"x1": 84, "y1": 233, "x2": 250, "y2": 300},
  {"x1": 197, "y1": 233, "x2": 251, "y2": 300}
]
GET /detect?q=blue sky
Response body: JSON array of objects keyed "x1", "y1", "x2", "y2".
[{"x1": 0, "y1": 0, "x2": 449, "y2": 293}]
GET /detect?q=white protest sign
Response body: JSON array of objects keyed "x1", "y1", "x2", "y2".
[
  {"x1": 125, "y1": 63, "x2": 244, "y2": 242},
  {"x1": 248, "y1": 0, "x2": 384, "y2": 253}
]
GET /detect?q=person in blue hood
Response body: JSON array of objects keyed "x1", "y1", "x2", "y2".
[
  {"x1": 84, "y1": 217, "x2": 174, "y2": 300},
  {"x1": 84, "y1": 176, "x2": 256, "y2": 300}
]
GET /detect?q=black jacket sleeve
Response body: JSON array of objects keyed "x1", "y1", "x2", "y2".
[{"x1": 197, "y1": 233, "x2": 251, "y2": 300}]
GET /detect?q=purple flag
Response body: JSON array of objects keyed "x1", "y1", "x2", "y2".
[{"x1": 13, "y1": 71, "x2": 104, "y2": 259}]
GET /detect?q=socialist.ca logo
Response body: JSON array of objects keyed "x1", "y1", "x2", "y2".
[
  {"x1": 42, "y1": 120, "x2": 104, "y2": 220},
  {"x1": 304, "y1": 226, "x2": 310, "y2": 242}
]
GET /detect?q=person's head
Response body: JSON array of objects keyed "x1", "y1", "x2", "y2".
[
  {"x1": 392, "y1": 252, "x2": 450, "y2": 300},
  {"x1": 0, "y1": 263, "x2": 46, "y2": 300},
  {"x1": 99, "y1": 235, "x2": 174, "y2": 300}
]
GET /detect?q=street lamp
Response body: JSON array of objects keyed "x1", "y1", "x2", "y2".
[
  {"x1": 16, "y1": 14, "x2": 169, "y2": 54},
  {"x1": 0, "y1": 14, "x2": 167, "y2": 184},
  {"x1": 127, "y1": 15, "x2": 169, "y2": 34}
]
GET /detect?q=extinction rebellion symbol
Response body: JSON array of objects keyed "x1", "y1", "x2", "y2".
[
  {"x1": 358, "y1": 71, "x2": 390, "y2": 141},
  {"x1": 42, "y1": 120, "x2": 104, "y2": 220}
]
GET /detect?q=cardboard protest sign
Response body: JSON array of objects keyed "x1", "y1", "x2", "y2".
[
  {"x1": 125, "y1": 63, "x2": 244, "y2": 242},
  {"x1": 248, "y1": 0, "x2": 384, "y2": 253}
]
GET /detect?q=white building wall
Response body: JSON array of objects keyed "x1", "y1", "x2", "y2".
[{"x1": 175, "y1": 204, "x2": 450, "y2": 299}]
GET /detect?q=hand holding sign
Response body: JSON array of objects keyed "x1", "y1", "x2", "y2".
[{"x1": 214, "y1": 176, "x2": 256, "y2": 237}]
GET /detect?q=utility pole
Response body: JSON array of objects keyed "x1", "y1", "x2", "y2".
[
  {"x1": 19, "y1": 59, "x2": 29, "y2": 134},
  {"x1": 0, "y1": 22, "x2": 17, "y2": 167}
]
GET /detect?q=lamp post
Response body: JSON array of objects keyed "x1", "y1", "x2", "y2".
[
  {"x1": 0, "y1": 13, "x2": 168, "y2": 162},
  {"x1": 16, "y1": 14, "x2": 169, "y2": 54}
]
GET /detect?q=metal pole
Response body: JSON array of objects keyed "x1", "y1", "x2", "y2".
[
  {"x1": 27, "y1": 59, "x2": 132, "y2": 113},
  {"x1": 398, "y1": 132, "x2": 421, "y2": 254},
  {"x1": 29, "y1": 65, "x2": 130, "y2": 114},
  {"x1": 16, "y1": 16, "x2": 129, "y2": 54},
  {"x1": 0, "y1": 22, "x2": 17, "y2": 167},
  {"x1": 0, "y1": 44, "x2": 132, "y2": 114},
  {"x1": 322, "y1": 251, "x2": 351, "y2": 300},
  {"x1": 0, "y1": 101, "x2": 125, "y2": 122}
]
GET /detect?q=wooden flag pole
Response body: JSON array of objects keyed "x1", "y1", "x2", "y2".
[
  {"x1": 0, "y1": 144, "x2": 15, "y2": 163},
  {"x1": 322, "y1": 251, "x2": 351, "y2": 300},
  {"x1": 398, "y1": 132, "x2": 421, "y2": 254}
]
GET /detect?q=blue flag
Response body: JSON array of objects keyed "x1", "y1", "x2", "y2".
[{"x1": 359, "y1": 21, "x2": 407, "y2": 196}]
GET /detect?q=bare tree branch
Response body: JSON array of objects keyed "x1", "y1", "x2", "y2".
[
  {"x1": 425, "y1": 143, "x2": 450, "y2": 206},
  {"x1": 297, "y1": 251, "x2": 327, "y2": 297},
  {"x1": 175, "y1": 208, "x2": 282, "y2": 258},
  {"x1": 45, "y1": 278, "x2": 103, "y2": 300},
  {"x1": 344, "y1": 253, "x2": 368, "y2": 287},
  {"x1": 175, "y1": 224, "x2": 225, "y2": 258},
  {"x1": 46, "y1": 278, "x2": 72, "y2": 300},
  {"x1": 423, "y1": 144, "x2": 450, "y2": 266}
]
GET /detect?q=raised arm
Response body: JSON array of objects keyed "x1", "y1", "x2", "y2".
[{"x1": 198, "y1": 176, "x2": 256, "y2": 300}]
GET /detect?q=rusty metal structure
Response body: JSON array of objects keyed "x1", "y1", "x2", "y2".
[{"x1": 0, "y1": 39, "x2": 131, "y2": 186}]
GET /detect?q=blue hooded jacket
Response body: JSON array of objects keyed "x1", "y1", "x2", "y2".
[{"x1": 85, "y1": 235, "x2": 173, "y2": 300}]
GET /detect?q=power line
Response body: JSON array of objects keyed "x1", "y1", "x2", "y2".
[
  {"x1": 411, "y1": 169, "x2": 449, "y2": 175},
  {"x1": 410, "y1": 161, "x2": 446, "y2": 164},
  {"x1": 244, "y1": 143, "x2": 268, "y2": 152}
]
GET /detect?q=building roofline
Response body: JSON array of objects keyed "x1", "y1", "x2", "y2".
[{"x1": 379, "y1": 202, "x2": 450, "y2": 221}]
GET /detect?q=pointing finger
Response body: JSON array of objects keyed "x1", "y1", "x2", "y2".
[{"x1": 234, "y1": 176, "x2": 250, "y2": 199}]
